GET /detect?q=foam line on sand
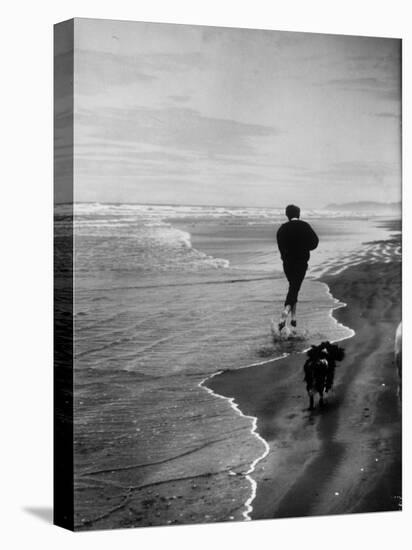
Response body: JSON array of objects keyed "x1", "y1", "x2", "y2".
[
  {"x1": 319, "y1": 280, "x2": 355, "y2": 345},
  {"x1": 199, "y1": 369, "x2": 273, "y2": 520}
]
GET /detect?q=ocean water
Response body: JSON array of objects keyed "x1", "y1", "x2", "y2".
[{"x1": 54, "y1": 203, "x2": 400, "y2": 528}]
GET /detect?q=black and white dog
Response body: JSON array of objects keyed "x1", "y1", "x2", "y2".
[{"x1": 303, "y1": 341, "x2": 345, "y2": 410}]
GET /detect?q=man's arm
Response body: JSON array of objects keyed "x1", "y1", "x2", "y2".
[
  {"x1": 306, "y1": 223, "x2": 319, "y2": 251},
  {"x1": 276, "y1": 225, "x2": 286, "y2": 258}
]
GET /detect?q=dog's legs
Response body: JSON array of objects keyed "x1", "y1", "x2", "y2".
[
  {"x1": 308, "y1": 390, "x2": 314, "y2": 410},
  {"x1": 319, "y1": 392, "x2": 324, "y2": 407}
]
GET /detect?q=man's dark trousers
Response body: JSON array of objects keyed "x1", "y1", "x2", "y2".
[{"x1": 283, "y1": 260, "x2": 308, "y2": 307}]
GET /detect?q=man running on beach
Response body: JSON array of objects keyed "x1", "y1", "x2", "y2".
[{"x1": 276, "y1": 204, "x2": 319, "y2": 331}]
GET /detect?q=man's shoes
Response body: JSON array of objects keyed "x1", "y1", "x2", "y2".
[
  {"x1": 278, "y1": 305, "x2": 291, "y2": 332},
  {"x1": 282, "y1": 305, "x2": 291, "y2": 318}
]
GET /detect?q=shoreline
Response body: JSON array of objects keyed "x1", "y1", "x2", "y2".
[
  {"x1": 199, "y1": 370, "x2": 270, "y2": 520},
  {"x1": 205, "y1": 239, "x2": 401, "y2": 520}
]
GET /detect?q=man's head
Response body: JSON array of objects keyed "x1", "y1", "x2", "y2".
[{"x1": 285, "y1": 204, "x2": 300, "y2": 220}]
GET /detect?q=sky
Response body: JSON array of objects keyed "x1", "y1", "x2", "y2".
[{"x1": 55, "y1": 18, "x2": 401, "y2": 208}]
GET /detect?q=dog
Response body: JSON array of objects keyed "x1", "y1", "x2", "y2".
[{"x1": 303, "y1": 341, "x2": 345, "y2": 410}]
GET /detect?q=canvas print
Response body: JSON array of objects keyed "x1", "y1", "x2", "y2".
[{"x1": 54, "y1": 18, "x2": 402, "y2": 531}]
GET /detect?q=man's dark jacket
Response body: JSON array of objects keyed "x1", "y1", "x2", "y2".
[{"x1": 276, "y1": 219, "x2": 319, "y2": 263}]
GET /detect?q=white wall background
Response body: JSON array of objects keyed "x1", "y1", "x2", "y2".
[{"x1": 1, "y1": 1, "x2": 410, "y2": 548}]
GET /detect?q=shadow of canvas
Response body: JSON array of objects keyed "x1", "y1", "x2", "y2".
[{"x1": 23, "y1": 507, "x2": 53, "y2": 524}]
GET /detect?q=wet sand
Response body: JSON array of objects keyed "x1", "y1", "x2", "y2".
[{"x1": 207, "y1": 245, "x2": 402, "y2": 519}]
